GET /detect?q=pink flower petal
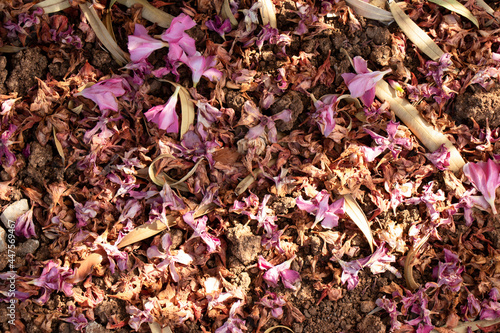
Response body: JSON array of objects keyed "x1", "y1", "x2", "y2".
[
  {"x1": 128, "y1": 24, "x2": 167, "y2": 62},
  {"x1": 463, "y1": 159, "x2": 500, "y2": 214}
]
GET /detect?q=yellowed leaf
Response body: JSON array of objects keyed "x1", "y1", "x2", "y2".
[
  {"x1": 34, "y1": 0, "x2": 71, "y2": 13},
  {"x1": 259, "y1": 0, "x2": 277, "y2": 28},
  {"x1": 159, "y1": 81, "x2": 195, "y2": 139},
  {"x1": 346, "y1": 0, "x2": 393, "y2": 24},
  {"x1": 375, "y1": 79, "x2": 465, "y2": 172},
  {"x1": 79, "y1": 2, "x2": 130, "y2": 66},
  {"x1": 221, "y1": 0, "x2": 238, "y2": 27},
  {"x1": 115, "y1": 0, "x2": 174, "y2": 28},
  {"x1": 343, "y1": 194, "x2": 374, "y2": 252},
  {"x1": 429, "y1": 0, "x2": 479, "y2": 28},
  {"x1": 0, "y1": 46, "x2": 27, "y2": 53},
  {"x1": 117, "y1": 217, "x2": 175, "y2": 249},
  {"x1": 264, "y1": 326, "x2": 294, "y2": 333},
  {"x1": 148, "y1": 153, "x2": 204, "y2": 191},
  {"x1": 52, "y1": 127, "x2": 65, "y2": 165},
  {"x1": 389, "y1": 1, "x2": 444, "y2": 61}
]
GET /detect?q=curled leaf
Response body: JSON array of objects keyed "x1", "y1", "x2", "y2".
[
  {"x1": 79, "y1": 2, "x2": 130, "y2": 66},
  {"x1": 259, "y1": 0, "x2": 277, "y2": 28},
  {"x1": 264, "y1": 326, "x2": 294, "y2": 333},
  {"x1": 117, "y1": 217, "x2": 174, "y2": 249},
  {"x1": 148, "y1": 154, "x2": 204, "y2": 191},
  {"x1": 375, "y1": 79, "x2": 465, "y2": 172},
  {"x1": 404, "y1": 232, "x2": 430, "y2": 290},
  {"x1": 52, "y1": 127, "x2": 65, "y2": 165},
  {"x1": 389, "y1": 1, "x2": 444, "y2": 61},
  {"x1": 115, "y1": 0, "x2": 174, "y2": 28},
  {"x1": 428, "y1": 0, "x2": 479, "y2": 28},
  {"x1": 221, "y1": 0, "x2": 238, "y2": 27},
  {"x1": 346, "y1": 0, "x2": 394, "y2": 24},
  {"x1": 68, "y1": 252, "x2": 104, "y2": 284},
  {"x1": 34, "y1": 0, "x2": 71, "y2": 13},
  {"x1": 343, "y1": 194, "x2": 374, "y2": 252}
]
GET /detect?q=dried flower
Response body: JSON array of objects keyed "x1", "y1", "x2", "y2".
[
  {"x1": 180, "y1": 52, "x2": 222, "y2": 87},
  {"x1": 0, "y1": 124, "x2": 17, "y2": 167},
  {"x1": 205, "y1": 16, "x2": 232, "y2": 39},
  {"x1": 183, "y1": 212, "x2": 220, "y2": 253},
  {"x1": 15, "y1": 207, "x2": 36, "y2": 239},
  {"x1": 215, "y1": 300, "x2": 246, "y2": 333},
  {"x1": 258, "y1": 256, "x2": 301, "y2": 290},
  {"x1": 160, "y1": 13, "x2": 197, "y2": 61},
  {"x1": 30, "y1": 261, "x2": 74, "y2": 304},
  {"x1": 147, "y1": 233, "x2": 193, "y2": 282},
  {"x1": 296, "y1": 190, "x2": 344, "y2": 229}
]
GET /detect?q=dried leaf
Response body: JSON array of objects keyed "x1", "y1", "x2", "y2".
[
  {"x1": 68, "y1": 253, "x2": 104, "y2": 284},
  {"x1": 343, "y1": 194, "x2": 374, "y2": 252},
  {"x1": 475, "y1": 0, "x2": 495, "y2": 16},
  {"x1": 148, "y1": 154, "x2": 204, "y2": 191},
  {"x1": 429, "y1": 0, "x2": 479, "y2": 28},
  {"x1": 259, "y1": 0, "x2": 277, "y2": 28},
  {"x1": 34, "y1": 0, "x2": 71, "y2": 13},
  {"x1": 404, "y1": 232, "x2": 430, "y2": 290},
  {"x1": 115, "y1": 0, "x2": 174, "y2": 28},
  {"x1": 0, "y1": 46, "x2": 27, "y2": 53},
  {"x1": 389, "y1": 1, "x2": 445, "y2": 61},
  {"x1": 264, "y1": 326, "x2": 294, "y2": 333},
  {"x1": 375, "y1": 79, "x2": 465, "y2": 172},
  {"x1": 52, "y1": 127, "x2": 65, "y2": 165},
  {"x1": 431, "y1": 318, "x2": 500, "y2": 333},
  {"x1": 220, "y1": 0, "x2": 238, "y2": 27},
  {"x1": 79, "y1": 2, "x2": 130, "y2": 66},
  {"x1": 345, "y1": 0, "x2": 394, "y2": 24},
  {"x1": 117, "y1": 217, "x2": 175, "y2": 249}
]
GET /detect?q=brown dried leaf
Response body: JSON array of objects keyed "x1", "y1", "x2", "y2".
[
  {"x1": 68, "y1": 253, "x2": 104, "y2": 284},
  {"x1": 343, "y1": 194, "x2": 374, "y2": 252}
]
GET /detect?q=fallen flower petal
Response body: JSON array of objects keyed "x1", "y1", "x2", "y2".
[
  {"x1": 342, "y1": 56, "x2": 391, "y2": 106},
  {"x1": 144, "y1": 85, "x2": 180, "y2": 132},
  {"x1": 463, "y1": 159, "x2": 500, "y2": 214},
  {"x1": 128, "y1": 23, "x2": 168, "y2": 63},
  {"x1": 77, "y1": 78, "x2": 128, "y2": 111}
]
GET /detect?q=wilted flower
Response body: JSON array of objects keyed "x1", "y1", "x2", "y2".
[
  {"x1": 77, "y1": 77, "x2": 129, "y2": 111},
  {"x1": 160, "y1": 13, "x2": 197, "y2": 61},
  {"x1": 82, "y1": 109, "x2": 122, "y2": 144},
  {"x1": 147, "y1": 233, "x2": 193, "y2": 282},
  {"x1": 244, "y1": 103, "x2": 292, "y2": 144},
  {"x1": 180, "y1": 52, "x2": 222, "y2": 87},
  {"x1": 0, "y1": 124, "x2": 17, "y2": 167},
  {"x1": 215, "y1": 300, "x2": 246, "y2": 333},
  {"x1": 183, "y1": 212, "x2": 221, "y2": 253},
  {"x1": 127, "y1": 298, "x2": 156, "y2": 331},
  {"x1": 456, "y1": 188, "x2": 490, "y2": 227},
  {"x1": 425, "y1": 144, "x2": 450, "y2": 171},
  {"x1": 296, "y1": 190, "x2": 344, "y2": 229},
  {"x1": 312, "y1": 94, "x2": 338, "y2": 137},
  {"x1": 480, "y1": 288, "x2": 500, "y2": 320},
  {"x1": 15, "y1": 207, "x2": 36, "y2": 238},
  {"x1": 70, "y1": 197, "x2": 99, "y2": 227},
  {"x1": 361, "y1": 121, "x2": 413, "y2": 162},
  {"x1": 376, "y1": 297, "x2": 402, "y2": 331},
  {"x1": 144, "y1": 85, "x2": 180, "y2": 132},
  {"x1": 258, "y1": 256, "x2": 301, "y2": 290},
  {"x1": 433, "y1": 249, "x2": 463, "y2": 292},
  {"x1": 205, "y1": 16, "x2": 232, "y2": 39},
  {"x1": 463, "y1": 159, "x2": 500, "y2": 214},
  {"x1": 30, "y1": 261, "x2": 74, "y2": 304},
  {"x1": 462, "y1": 292, "x2": 481, "y2": 321},
  {"x1": 128, "y1": 24, "x2": 168, "y2": 63},
  {"x1": 258, "y1": 291, "x2": 286, "y2": 318},
  {"x1": 93, "y1": 234, "x2": 128, "y2": 274},
  {"x1": 342, "y1": 56, "x2": 391, "y2": 106},
  {"x1": 337, "y1": 243, "x2": 401, "y2": 290}
]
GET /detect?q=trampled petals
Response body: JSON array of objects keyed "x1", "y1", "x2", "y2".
[
  {"x1": 144, "y1": 86, "x2": 180, "y2": 132},
  {"x1": 463, "y1": 159, "x2": 500, "y2": 214},
  {"x1": 296, "y1": 190, "x2": 344, "y2": 229},
  {"x1": 128, "y1": 24, "x2": 167, "y2": 63}
]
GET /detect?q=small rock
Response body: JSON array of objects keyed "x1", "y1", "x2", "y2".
[
  {"x1": 0, "y1": 228, "x2": 6, "y2": 253},
  {"x1": 360, "y1": 300, "x2": 376, "y2": 313},
  {"x1": 1, "y1": 199, "x2": 29, "y2": 229},
  {"x1": 226, "y1": 224, "x2": 261, "y2": 265},
  {"x1": 17, "y1": 239, "x2": 40, "y2": 257},
  {"x1": 85, "y1": 321, "x2": 112, "y2": 333}
]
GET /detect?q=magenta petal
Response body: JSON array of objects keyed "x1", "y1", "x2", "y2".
[
  {"x1": 280, "y1": 269, "x2": 301, "y2": 290},
  {"x1": 128, "y1": 24, "x2": 167, "y2": 62},
  {"x1": 263, "y1": 267, "x2": 280, "y2": 287},
  {"x1": 463, "y1": 159, "x2": 500, "y2": 214},
  {"x1": 79, "y1": 78, "x2": 127, "y2": 111},
  {"x1": 258, "y1": 256, "x2": 274, "y2": 270},
  {"x1": 352, "y1": 56, "x2": 369, "y2": 74}
]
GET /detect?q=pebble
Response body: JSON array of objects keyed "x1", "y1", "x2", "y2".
[
  {"x1": 360, "y1": 300, "x2": 376, "y2": 313},
  {"x1": 0, "y1": 199, "x2": 29, "y2": 229},
  {"x1": 17, "y1": 239, "x2": 40, "y2": 257},
  {"x1": 0, "y1": 227, "x2": 6, "y2": 253}
]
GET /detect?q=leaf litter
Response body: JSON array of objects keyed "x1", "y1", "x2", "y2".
[{"x1": 1, "y1": 0, "x2": 500, "y2": 332}]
